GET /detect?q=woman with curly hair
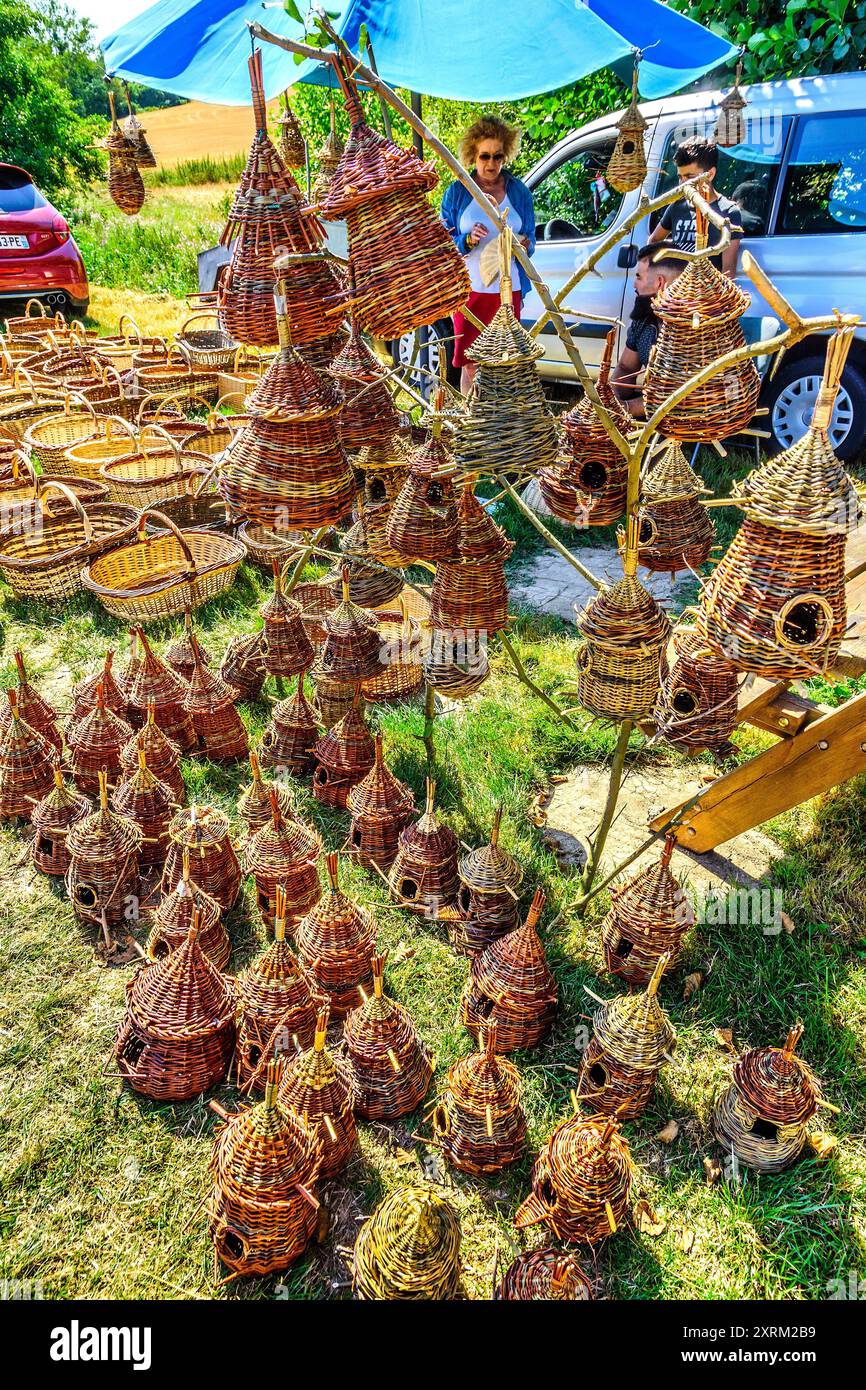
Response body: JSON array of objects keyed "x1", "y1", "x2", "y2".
[{"x1": 441, "y1": 114, "x2": 536, "y2": 392}]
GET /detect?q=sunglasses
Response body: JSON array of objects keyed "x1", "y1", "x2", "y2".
[{"x1": 478, "y1": 152, "x2": 505, "y2": 162}]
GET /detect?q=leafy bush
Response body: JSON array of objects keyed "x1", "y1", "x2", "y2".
[{"x1": 671, "y1": 0, "x2": 866, "y2": 82}]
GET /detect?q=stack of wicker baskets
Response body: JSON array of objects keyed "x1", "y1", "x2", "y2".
[
  {"x1": 312, "y1": 699, "x2": 375, "y2": 809},
  {"x1": 495, "y1": 1249, "x2": 593, "y2": 1301},
  {"x1": 30, "y1": 765, "x2": 90, "y2": 876},
  {"x1": 430, "y1": 484, "x2": 514, "y2": 637},
  {"x1": 0, "y1": 691, "x2": 55, "y2": 821},
  {"x1": 347, "y1": 733, "x2": 415, "y2": 871},
  {"x1": 601, "y1": 835, "x2": 694, "y2": 983},
  {"x1": 343, "y1": 951, "x2": 434, "y2": 1120},
  {"x1": 161, "y1": 803, "x2": 242, "y2": 911},
  {"x1": 515, "y1": 1104, "x2": 634, "y2": 1243},
  {"x1": 461, "y1": 889, "x2": 557, "y2": 1052},
  {"x1": 259, "y1": 673, "x2": 320, "y2": 776},
  {"x1": 295, "y1": 852, "x2": 376, "y2": 1019},
  {"x1": 235, "y1": 885, "x2": 319, "y2": 1091},
  {"x1": 245, "y1": 791, "x2": 322, "y2": 933},
  {"x1": 66, "y1": 771, "x2": 142, "y2": 932},
  {"x1": 388, "y1": 777, "x2": 460, "y2": 916},
  {"x1": 432, "y1": 1021, "x2": 526, "y2": 1174},
  {"x1": 631, "y1": 441, "x2": 715, "y2": 576},
  {"x1": 279, "y1": 1004, "x2": 357, "y2": 1179},
  {"x1": 352, "y1": 1184, "x2": 461, "y2": 1300},
  {"x1": 453, "y1": 806, "x2": 523, "y2": 953},
  {"x1": 578, "y1": 955, "x2": 676, "y2": 1119},
  {"x1": 713, "y1": 1021, "x2": 826, "y2": 1172},
  {"x1": 147, "y1": 848, "x2": 230, "y2": 968}
]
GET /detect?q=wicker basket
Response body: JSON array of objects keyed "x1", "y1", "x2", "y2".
[
  {"x1": 71, "y1": 648, "x2": 128, "y2": 725},
  {"x1": 176, "y1": 312, "x2": 237, "y2": 371},
  {"x1": 0, "y1": 367, "x2": 65, "y2": 439},
  {"x1": 164, "y1": 611, "x2": 212, "y2": 684},
  {"x1": 99, "y1": 425, "x2": 210, "y2": 510},
  {"x1": 319, "y1": 572, "x2": 382, "y2": 683},
  {"x1": 238, "y1": 520, "x2": 307, "y2": 570},
  {"x1": 0, "y1": 691, "x2": 55, "y2": 822},
  {"x1": 432, "y1": 1021, "x2": 526, "y2": 1174},
  {"x1": 66, "y1": 771, "x2": 142, "y2": 929},
  {"x1": 295, "y1": 852, "x2": 376, "y2": 1020},
  {"x1": 328, "y1": 515, "x2": 406, "y2": 610},
  {"x1": 712, "y1": 1022, "x2": 824, "y2": 1172},
  {"x1": 3, "y1": 299, "x2": 65, "y2": 339},
  {"x1": 161, "y1": 803, "x2": 242, "y2": 911},
  {"x1": 147, "y1": 848, "x2": 229, "y2": 968},
  {"x1": 245, "y1": 790, "x2": 323, "y2": 933},
  {"x1": 430, "y1": 485, "x2": 513, "y2": 635},
  {"x1": 0, "y1": 480, "x2": 137, "y2": 604},
  {"x1": 515, "y1": 1104, "x2": 633, "y2": 1244},
  {"x1": 577, "y1": 955, "x2": 676, "y2": 1120},
  {"x1": 279, "y1": 1004, "x2": 357, "y2": 1179},
  {"x1": 58, "y1": 413, "x2": 139, "y2": 480},
  {"x1": 352, "y1": 1184, "x2": 461, "y2": 1301},
  {"x1": 423, "y1": 631, "x2": 490, "y2": 700},
  {"x1": 120, "y1": 704, "x2": 184, "y2": 804},
  {"x1": 461, "y1": 888, "x2": 557, "y2": 1052},
  {"x1": 30, "y1": 765, "x2": 91, "y2": 876},
  {"x1": 601, "y1": 834, "x2": 694, "y2": 984},
  {"x1": 235, "y1": 885, "x2": 318, "y2": 1092},
  {"x1": 22, "y1": 393, "x2": 102, "y2": 471},
  {"x1": 277, "y1": 90, "x2": 307, "y2": 168},
  {"x1": 343, "y1": 950, "x2": 434, "y2": 1121},
  {"x1": 360, "y1": 605, "x2": 423, "y2": 704}
]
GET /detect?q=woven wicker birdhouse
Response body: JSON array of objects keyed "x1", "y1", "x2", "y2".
[
  {"x1": 220, "y1": 630, "x2": 267, "y2": 703},
  {"x1": 147, "y1": 847, "x2": 230, "y2": 968},
  {"x1": 329, "y1": 318, "x2": 399, "y2": 453},
  {"x1": 313, "y1": 698, "x2": 375, "y2": 809},
  {"x1": 293, "y1": 580, "x2": 340, "y2": 649},
  {"x1": 278, "y1": 89, "x2": 306, "y2": 168},
  {"x1": 432, "y1": 1021, "x2": 526, "y2": 1174},
  {"x1": 0, "y1": 690, "x2": 55, "y2": 821},
  {"x1": 352, "y1": 1183, "x2": 461, "y2": 1301},
  {"x1": 260, "y1": 561, "x2": 315, "y2": 678},
  {"x1": 362, "y1": 604, "x2": 423, "y2": 703},
  {"x1": 354, "y1": 436, "x2": 412, "y2": 568},
  {"x1": 313, "y1": 94, "x2": 344, "y2": 201},
  {"x1": 245, "y1": 790, "x2": 322, "y2": 933},
  {"x1": 2, "y1": 650, "x2": 61, "y2": 751},
  {"x1": 430, "y1": 484, "x2": 514, "y2": 636},
  {"x1": 601, "y1": 834, "x2": 694, "y2": 984},
  {"x1": 461, "y1": 888, "x2": 557, "y2": 1052},
  {"x1": 343, "y1": 950, "x2": 434, "y2": 1121},
  {"x1": 385, "y1": 428, "x2": 460, "y2": 565},
  {"x1": 578, "y1": 955, "x2": 676, "y2": 1120},
  {"x1": 115, "y1": 909, "x2": 235, "y2": 1099},
  {"x1": 161, "y1": 803, "x2": 242, "y2": 911},
  {"x1": 271, "y1": 249, "x2": 346, "y2": 355},
  {"x1": 310, "y1": 655, "x2": 366, "y2": 731},
  {"x1": 631, "y1": 441, "x2": 715, "y2": 575},
  {"x1": 120, "y1": 702, "x2": 184, "y2": 804},
  {"x1": 296, "y1": 852, "x2": 376, "y2": 1019},
  {"x1": 388, "y1": 777, "x2": 460, "y2": 916},
  {"x1": 111, "y1": 742, "x2": 176, "y2": 869},
  {"x1": 423, "y1": 631, "x2": 491, "y2": 701},
  {"x1": 259, "y1": 672, "x2": 320, "y2": 776},
  {"x1": 106, "y1": 90, "x2": 144, "y2": 216},
  {"x1": 713, "y1": 1021, "x2": 825, "y2": 1173},
  {"x1": 715, "y1": 63, "x2": 748, "y2": 148},
  {"x1": 347, "y1": 732, "x2": 415, "y2": 872},
  {"x1": 318, "y1": 572, "x2": 382, "y2": 684},
  {"x1": 67, "y1": 682, "x2": 133, "y2": 797},
  {"x1": 699, "y1": 330, "x2": 860, "y2": 680},
  {"x1": 71, "y1": 648, "x2": 128, "y2": 725},
  {"x1": 115, "y1": 633, "x2": 143, "y2": 725},
  {"x1": 66, "y1": 771, "x2": 142, "y2": 929},
  {"x1": 121, "y1": 83, "x2": 157, "y2": 169},
  {"x1": 279, "y1": 1004, "x2": 357, "y2": 1179},
  {"x1": 606, "y1": 65, "x2": 648, "y2": 193},
  {"x1": 330, "y1": 515, "x2": 405, "y2": 610},
  {"x1": 237, "y1": 752, "x2": 294, "y2": 836},
  {"x1": 209, "y1": 1057, "x2": 323, "y2": 1277},
  {"x1": 515, "y1": 1105, "x2": 633, "y2": 1244},
  {"x1": 644, "y1": 217, "x2": 761, "y2": 441},
  {"x1": 454, "y1": 806, "x2": 524, "y2": 954},
  {"x1": 126, "y1": 628, "x2": 195, "y2": 752},
  {"x1": 654, "y1": 621, "x2": 739, "y2": 754},
  {"x1": 183, "y1": 634, "x2": 248, "y2": 763},
  {"x1": 495, "y1": 1249, "x2": 593, "y2": 1301},
  {"x1": 235, "y1": 885, "x2": 318, "y2": 1092},
  {"x1": 165, "y1": 612, "x2": 211, "y2": 684},
  {"x1": 30, "y1": 765, "x2": 90, "y2": 875},
  {"x1": 574, "y1": 557, "x2": 671, "y2": 724}
]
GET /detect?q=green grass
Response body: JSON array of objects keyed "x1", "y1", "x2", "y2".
[{"x1": 144, "y1": 154, "x2": 247, "y2": 189}]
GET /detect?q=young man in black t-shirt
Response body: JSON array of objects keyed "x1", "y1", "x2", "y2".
[
  {"x1": 649, "y1": 136, "x2": 743, "y2": 276},
  {"x1": 611, "y1": 242, "x2": 684, "y2": 419}
]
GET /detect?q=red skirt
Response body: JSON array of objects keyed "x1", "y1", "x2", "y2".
[{"x1": 452, "y1": 290, "x2": 522, "y2": 368}]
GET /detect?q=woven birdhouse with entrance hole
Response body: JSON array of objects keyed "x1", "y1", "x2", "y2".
[
  {"x1": 111, "y1": 742, "x2": 176, "y2": 870},
  {"x1": 295, "y1": 852, "x2": 376, "y2": 1019},
  {"x1": 278, "y1": 89, "x2": 306, "y2": 168},
  {"x1": 329, "y1": 317, "x2": 399, "y2": 453},
  {"x1": 384, "y1": 425, "x2": 460, "y2": 565},
  {"x1": 343, "y1": 951, "x2": 434, "y2": 1121},
  {"x1": 106, "y1": 89, "x2": 144, "y2": 216},
  {"x1": 161, "y1": 803, "x2": 242, "y2": 911},
  {"x1": 245, "y1": 790, "x2": 322, "y2": 933},
  {"x1": 259, "y1": 672, "x2": 320, "y2": 776},
  {"x1": 319, "y1": 571, "x2": 382, "y2": 684},
  {"x1": 388, "y1": 777, "x2": 460, "y2": 916},
  {"x1": 712, "y1": 1021, "x2": 827, "y2": 1172},
  {"x1": 699, "y1": 328, "x2": 861, "y2": 680},
  {"x1": 126, "y1": 628, "x2": 195, "y2": 752},
  {"x1": 494, "y1": 1249, "x2": 593, "y2": 1301},
  {"x1": 715, "y1": 62, "x2": 748, "y2": 148},
  {"x1": 66, "y1": 771, "x2": 142, "y2": 929},
  {"x1": 432, "y1": 1021, "x2": 526, "y2": 1175},
  {"x1": 147, "y1": 847, "x2": 230, "y2": 969},
  {"x1": 630, "y1": 440, "x2": 715, "y2": 576},
  {"x1": 601, "y1": 834, "x2": 694, "y2": 984},
  {"x1": 354, "y1": 434, "x2": 412, "y2": 563},
  {"x1": 312, "y1": 697, "x2": 375, "y2": 809},
  {"x1": 461, "y1": 889, "x2": 557, "y2": 1052},
  {"x1": 260, "y1": 561, "x2": 315, "y2": 678},
  {"x1": 352, "y1": 1183, "x2": 461, "y2": 1301},
  {"x1": 120, "y1": 702, "x2": 184, "y2": 803},
  {"x1": 654, "y1": 617, "x2": 739, "y2": 755},
  {"x1": 235, "y1": 885, "x2": 319, "y2": 1092},
  {"x1": 313, "y1": 93, "x2": 343, "y2": 202},
  {"x1": 347, "y1": 732, "x2": 415, "y2": 872},
  {"x1": 430, "y1": 484, "x2": 513, "y2": 636},
  {"x1": 183, "y1": 633, "x2": 249, "y2": 763},
  {"x1": 0, "y1": 690, "x2": 55, "y2": 821},
  {"x1": 1, "y1": 649, "x2": 61, "y2": 752},
  {"x1": 515, "y1": 1103, "x2": 634, "y2": 1244},
  {"x1": 67, "y1": 682, "x2": 133, "y2": 797},
  {"x1": 577, "y1": 955, "x2": 676, "y2": 1120},
  {"x1": 220, "y1": 629, "x2": 266, "y2": 703},
  {"x1": 237, "y1": 751, "x2": 294, "y2": 837},
  {"x1": 30, "y1": 765, "x2": 90, "y2": 876},
  {"x1": 606, "y1": 63, "x2": 648, "y2": 193},
  {"x1": 209, "y1": 1057, "x2": 323, "y2": 1278},
  {"x1": 279, "y1": 1003, "x2": 357, "y2": 1179},
  {"x1": 453, "y1": 805, "x2": 523, "y2": 954}
]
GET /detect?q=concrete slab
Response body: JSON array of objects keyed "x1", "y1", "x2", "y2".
[{"x1": 510, "y1": 548, "x2": 695, "y2": 625}]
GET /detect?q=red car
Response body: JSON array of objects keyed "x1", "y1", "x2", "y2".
[{"x1": 0, "y1": 163, "x2": 89, "y2": 323}]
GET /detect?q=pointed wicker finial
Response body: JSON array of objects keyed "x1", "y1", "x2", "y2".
[
  {"x1": 490, "y1": 804, "x2": 503, "y2": 847},
  {"x1": 325, "y1": 850, "x2": 340, "y2": 892},
  {"x1": 525, "y1": 887, "x2": 545, "y2": 929},
  {"x1": 274, "y1": 883, "x2": 287, "y2": 941},
  {"x1": 314, "y1": 1003, "x2": 330, "y2": 1051},
  {"x1": 784, "y1": 1020, "x2": 805, "y2": 1055},
  {"x1": 372, "y1": 950, "x2": 388, "y2": 998}
]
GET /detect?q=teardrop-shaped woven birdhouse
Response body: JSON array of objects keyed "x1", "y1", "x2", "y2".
[
  {"x1": 313, "y1": 93, "x2": 343, "y2": 201},
  {"x1": 237, "y1": 752, "x2": 294, "y2": 836},
  {"x1": 574, "y1": 564, "x2": 671, "y2": 723},
  {"x1": 67, "y1": 682, "x2": 133, "y2": 796},
  {"x1": 385, "y1": 429, "x2": 460, "y2": 565},
  {"x1": 161, "y1": 803, "x2": 242, "y2": 911},
  {"x1": 220, "y1": 629, "x2": 266, "y2": 703},
  {"x1": 606, "y1": 64, "x2": 648, "y2": 193},
  {"x1": 235, "y1": 885, "x2": 319, "y2": 1092},
  {"x1": 66, "y1": 771, "x2": 142, "y2": 928},
  {"x1": 432, "y1": 1021, "x2": 526, "y2": 1174},
  {"x1": 111, "y1": 740, "x2": 176, "y2": 869},
  {"x1": 71, "y1": 648, "x2": 128, "y2": 725},
  {"x1": 654, "y1": 621, "x2": 739, "y2": 754},
  {"x1": 147, "y1": 847, "x2": 230, "y2": 968},
  {"x1": 120, "y1": 702, "x2": 184, "y2": 803},
  {"x1": 106, "y1": 90, "x2": 145, "y2": 216},
  {"x1": 296, "y1": 852, "x2": 376, "y2": 1019},
  {"x1": 245, "y1": 790, "x2": 322, "y2": 933},
  {"x1": 126, "y1": 628, "x2": 195, "y2": 752},
  {"x1": 183, "y1": 633, "x2": 249, "y2": 763},
  {"x1": 30, "y1": 764, "x2": 90, "y2": 875},
  {"x1": 278, "y1": 89, "x2": 306, "y2": 168},
  {"x1": 260, "y1": 561, "x2": 315, "y2": 678},
  {"x1": 712, "y1": 1021, "x2": 825, "y2": 1172},
  {"x1": 632, "y1": 440, "x2": 714, "y2": 575},
  {"x1": 347, "y1": 732, "x2": 415, "y2": 872},
  {"x1": 514, "y1": 1105, "x2": 633, "y2": 1244},
  {"x1": 453, "y1": 805, "x2": 524, "y2": 954},
  {"x1": 388, "y1": 777, "x2": 460, "y2": 915},
  {"x1": 577, "y1": 955, "x2": 676, "y2": 1120},
  {"x1": 329, "y1": 318, "x2": 399, "y2": 452},
  {"x1": 343, "y1": 950, "x2": 434, "y2": 1120},
  {"x1": 279, "y1": 1003, "x2": 357, "y2": 1178},
  {"x1": 715, "y1": 63, "x2": 748, "y2": 148},
  {"x1": 352, "y1": 1183, "x2": 461, "y2": 1301},
  {"x1": 0, "y1": 690, "x2": 55, "y2": 821},
  {"x1": 1, "y1": 650, "x2": 61, "y2": 751},
  {"x1": 312, "y1": 697, "x2": 375, "y2": 809},
  {"x1": 461, "y1": 889, "x2": 557, "y2": 1052},
  {"x1": 259, "y1": 672, "x2": 321, "y2": 776},
  {"x1": 601, "y1": 834, "x2": 694, "y2": 984},
  {"x1": 494, "y1": 1249, "x2": 593, "y2": 1301}
]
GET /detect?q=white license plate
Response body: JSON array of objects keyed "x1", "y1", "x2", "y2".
[{"x1": 0, "y1": 235, "x2": 29, "y2": 250}]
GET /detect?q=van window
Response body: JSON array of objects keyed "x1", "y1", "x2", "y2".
[
  {"x1": 531, "y1": 136, "x2": 623, "y2": 241},
  {"x1": 652, "y1": 117, "x2": 789, "y2": 237},
  {"x1": 777, "y1": 111, "x2": 866, "y2": 233}
]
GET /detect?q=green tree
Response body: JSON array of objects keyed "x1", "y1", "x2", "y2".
[{"x1": 671, "y1": 0, "x2": 866, "y2": 83}]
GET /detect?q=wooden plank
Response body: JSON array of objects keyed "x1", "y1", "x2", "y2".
[{"x1": 735, "y1": 675, "x2": 823, "y2": 736}]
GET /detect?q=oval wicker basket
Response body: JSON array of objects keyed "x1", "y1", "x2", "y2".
[
  {"x1": 59, "y1": 414, "x2": 139, "y2": 480},
  {"x1": 0, "y1": 480, "x2": 137, "y2": 603},
  {"x1": 22, "y1": 393, "x2": 101, "y2": 471}
]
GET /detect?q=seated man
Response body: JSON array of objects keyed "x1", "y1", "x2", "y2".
[
  {"x1": 649, "y1": 136, "x2": 743, "y2": 276},
  {"x1": 611, "y1": 242, "x2": 684, "y2": 419}
]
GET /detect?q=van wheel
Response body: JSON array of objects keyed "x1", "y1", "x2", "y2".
[
  {"x1": 762, "y1": 354, "x2": 866, "y2": 462},
  {"x1": 391, "y1": 319, "x2": 460, "y2": 399}
]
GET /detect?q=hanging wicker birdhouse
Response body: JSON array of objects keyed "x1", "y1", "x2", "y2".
[
  {"x1": 66, "y1": 770, "x2": 142, "y2": 929},
  {"x1": 654, "y1": 618, "x2": 739, "y2": 755},
  {"x1": 515, "y1": 1104, "x2": 633, "y2": 1244},
  {"x1": 279, "y1": 1004, "x2": 357, "y2": 1179},
  {"x1": 71, "y1": 648, "x2": 128, "y2": 725},
  {"x1": 245, "y1": 790, "x2": 322, "y2": 933},
  {"x1": 343, "y1": 950, "x2": 433, "y2": 1120},
  {"x1": 237, "y1": 752, "x2": 294, "y2": 836},
  {"x1": 430, "y1": 484, "x2": 513, "y2": 636},
  {"x1": 495, "y1": 1248, "x2": 593, "y2": 1301},
  {"x1": 432, "y1": 1021, "x2": 526, "y2": 1174},
  {"x1": 330, "y1": 514, "x2": 405, "y2": 610},
  {"x1": 278, "y1": 89, "x2": 306, "y2": 168},
  {"x1": 606, "y1": 63, "x2": 648, "y2": 193},
  {"x1": 67, "y1": 682, "x2": 133, "y2": 797},
  {"x1": 354, "y1": 435, "x2": 412, "y2": 567},
  {"x1": 0, "y1": 690, "x2": 55, "y2": 821},
  {"x1": 271, "y1": 249, "x2": 346, "y2": 355},
  {"x1": 120, "y1": 702, "x2": 184, "y2": 803},
  {"x1": 423, "y1": 631, "x2": 491, "y2": 701},
  {"x1": 313, "y1": 94, "x2": 344, "y2": 202},
  {"x1": 220, "y1": 629, "x2": 266, "y2": 703},
  {"x1": 453, "y1": 805, "x2": 523, "y2": 953},
  {"x1": 161, "y1": 803, "x2": 242, "y2": 911},
  {"x1": 147, "y1": 847, "x2": 230, "y2": 968},
  {"x1": 715, "y1": 63, "x2": 748, "y2": 148},
  {"x1": 574, "y1": 552, "x2": 671, "y2": 724},
  {"x1": 313, "y1": 697, "x2": 375, "y2": 809},
  {"x1": 183, "y1": 633, "x2": 249, "y2": 763},
  {"x1": 329, "y1": 318, "x2": 399, "y2": 452},
  {"x1": 235, "y1": 885, "x2": 319, "y2": 1092},
  {"x1": 111, "y1": 741, "x2": 176, "y2": 869},
  {"x1": 352, "y1": 1183, "x2": 461, "y2": 1301},
  {"x1": 461, "y1": 888, "x2": 557, "y2": 1052},
  {"x1": 259, "y1": 672, "x2": 320, "y2": 776},
  {"x1": 296, "y1": 852, "x2": 376, "y2": 1019},
  {"x1": 699, "y1": 329, "x2": 861, "y2": 680},
  {"x1": 165, "y1": 611, "x2": 212, "y2": 683},
  {"x1": 388, "y1": 777, "x2": 460, "y2": 916},
  {"x1": 126, "y1": 627, "x2": 195, "y2": 752},
  {"x1": 121, "y1": 83, "x2": 157, "y2": 169},
  {"x1": 384, "y1": 427, "x2": 459, "y2": 565},
  {"x1": 1, "y1": 649, "x2": 61, "y2": 751},
  {"x1": 260, "y1": 561, "x2": 315, "y2": 678},
  {"x1": 602, "y1": 834, "x2": 694, "y2": 984},
  {"x1": 577, "y1": 955, "x2": 676, "y2": 1120},
  {"x1": 30, "y1": 765, "x2": 90, "y2": 875},
  {"x1": 713, "y1": 1022, "x2": 826, "y2": 1172},
  {"x1": 630, "y1": 441, "x2": 715, "y2": 576},
  {"x1": 347, "y1": 732, "x2": 415, "y2": 872},
  {"x1": 106, "y1": 89, "x2": 145, "y2": 216}
]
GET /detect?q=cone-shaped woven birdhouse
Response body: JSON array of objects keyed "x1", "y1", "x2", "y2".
[
  {"x1": 354, "y1": 435, "x2": 412, "y2": 567},
  {"x1": 114, "y1": 908, "x2": 234, "y2": 1099},
  {"x1": 384, "y1": 426, "x2": 460, "y2": 565},
  {"x1": 344, "y1": 950, "x2": 433, "y2": 1120},
  {"x1": 30, "y1": 764, "x2": 90, "y2": 875},
  {"x1": 161, "y1": 803, "x2": 242, "y2": 911},
  {"x1": 352, "y1": 1183, "x2": 461, "y2": 1301},
  {"x1": 713, "y1": 1021, "x2": 825, "y2": 1172},
  {"x1": 260, "y1": 561, "x2": 315, "y2": 677},
  {"x1": 183, "y1": 633, "x2": 248, "y2": 763},
  {"x1": 165, "y1": 611, "x2": 211, "y2": 684},
  {"x1": 313, "y1": 94, "x2": 343, "y2": 201},
  {"x1": 315, "y1": 75, "x2": 470, "y2": 339},
  {"x1": 126, "y1": 628, "x2": 195, "y2": 752},
  {"x1": 632, "y1": 441, "x2": 714, "y2": 575},
  {"x1": 654, "y1": 621, "x2": 739, "y2": 754},
  {"x1": 606, "y1": 63, "x2": 648, "y2": 193},
  {"x1": 106, "y1": 89, "x2": 144, "y2": 216},
  {"x1": 461, "y1": 889, "x2": 557, "y2": 1053},
  {"x1": 313, "y1": 697, "x2": 375, "y2": 810},
  {"x1": 235, "y1": 885, "x2": 318, "y2": 1092},
  {"x1": 279, "y1": 1003, "x2": 357, "y2": 1179},
  {"x1": 515, "y1": 1104, "x2": 633, "y2": 1244},
  {"x1": 601, "y1": 834, "x2": 694, "y2": 984},
  {"x1": 245, "y1": 790, "x2": 322, "y2": 933},
  {"x1": 0, "y1": 690, "x2": 55, "y2": 821},
  {"x1": 715, "y1": 62, "x2": 748, "y2": 148},
  {"x1": 115, "y1": 633, "x2": 142, "y2": 721},
  {"x1": 278, "y1": 89, "x2": 306, "y2": 168},
  {"x1": 331, "y1": 515, "x2": 405, "y2": 609},
  {"x1": 329, "y1": 317, "x2": 399, "y2": 452},
  {"x1": 121, "y1": 83, "x2": 157, "y2": 168},
  {"x1": 271, "y1": 248, "x2": 346, "y2": 353},
  {"x1": 147, "y1": 847, "x2": 229, "y2": 968},
  {"x1": 319, "y1": 572, "x2": 382, "y2": 683},
  {"x1": 209, "y1": 1056, "x2": 323, "y2": 1276},
  {"x1": 111, "y1": 741, "x2": 176, "y2": 869},
  {"x1": 578, "y1": 955, "x2": 676, "y2": 1120},
  {"x1": 71, "y1": 648, "x2": 128, "y2": 726},
  {"x1": 237, "y1": 751, "x2": 294, "y2": 836},
  {"x1": 432, "y1": 1021, "x2": 526, "y2": 1174},
  {"x1": 259, "y1": 672, "x2": 320, "y2": 776},
  {"x1": 347, "y1": 732, "x2": 415, "y2": 872},
  {"x1": 541, "y1": 329, "x2": 631, "y2": 526},
  {"x1": 644, "y1": 213, "x2": 761, "y2": 441},
  {"x1": 362, "y1": 603, "x2": 423, "y2": 703},
  {"x1": 67, "y1": 682, "x2": 133, "y2": 797},
  {"x1": 495, "y1": 1249, "x2": 593, "y2": 1301},
  {"x1": 120, "y1": 702, "x2": 184, "y2": 804},
  {"x1": 574, "y1": 546, "x2": 671, "y2": 723},
  {"x1": 1, "y1": 650, "x2": 61, "y2": 752},
  {"x1": 430, "y1": 484, "x2": 513, "y2": 635},
  {"x1": 699, "y1": 328, "x2": 861, "y2": 679},
  {"x1": 66, "y1": 771, "x2": 141, "y2": 928},
  {"x1": 453, "y1": 805, "x2": 524, "y2": 953},
  {"x1": 220, "y1": 629, "x2": 266, "y2": 703},
  {"x1": 218, "y1": 50, "x2": 325, "y2": 347},
  {"x1": 388, "y1": 777, "x2": 460, "y2": 915},
  {"x1": 296, "y1": 852, "x2": 376, "y2": 1019}
]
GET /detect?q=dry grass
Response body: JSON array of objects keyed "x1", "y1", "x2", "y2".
[{"x1": 140, "y1": 100, "x2": 280, "y2": 167}]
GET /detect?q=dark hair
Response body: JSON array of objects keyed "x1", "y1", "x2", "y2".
[
  {"x1": 674, "y1": 137, "x2": 718, "y2": 172},
  {"x1": 637, "y1": 241, "x2": 683, "y2": 278}
]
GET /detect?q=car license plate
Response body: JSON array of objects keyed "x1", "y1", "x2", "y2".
[{"x1": 0, "y1": 235, "x2": 29, "y2": 250}]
